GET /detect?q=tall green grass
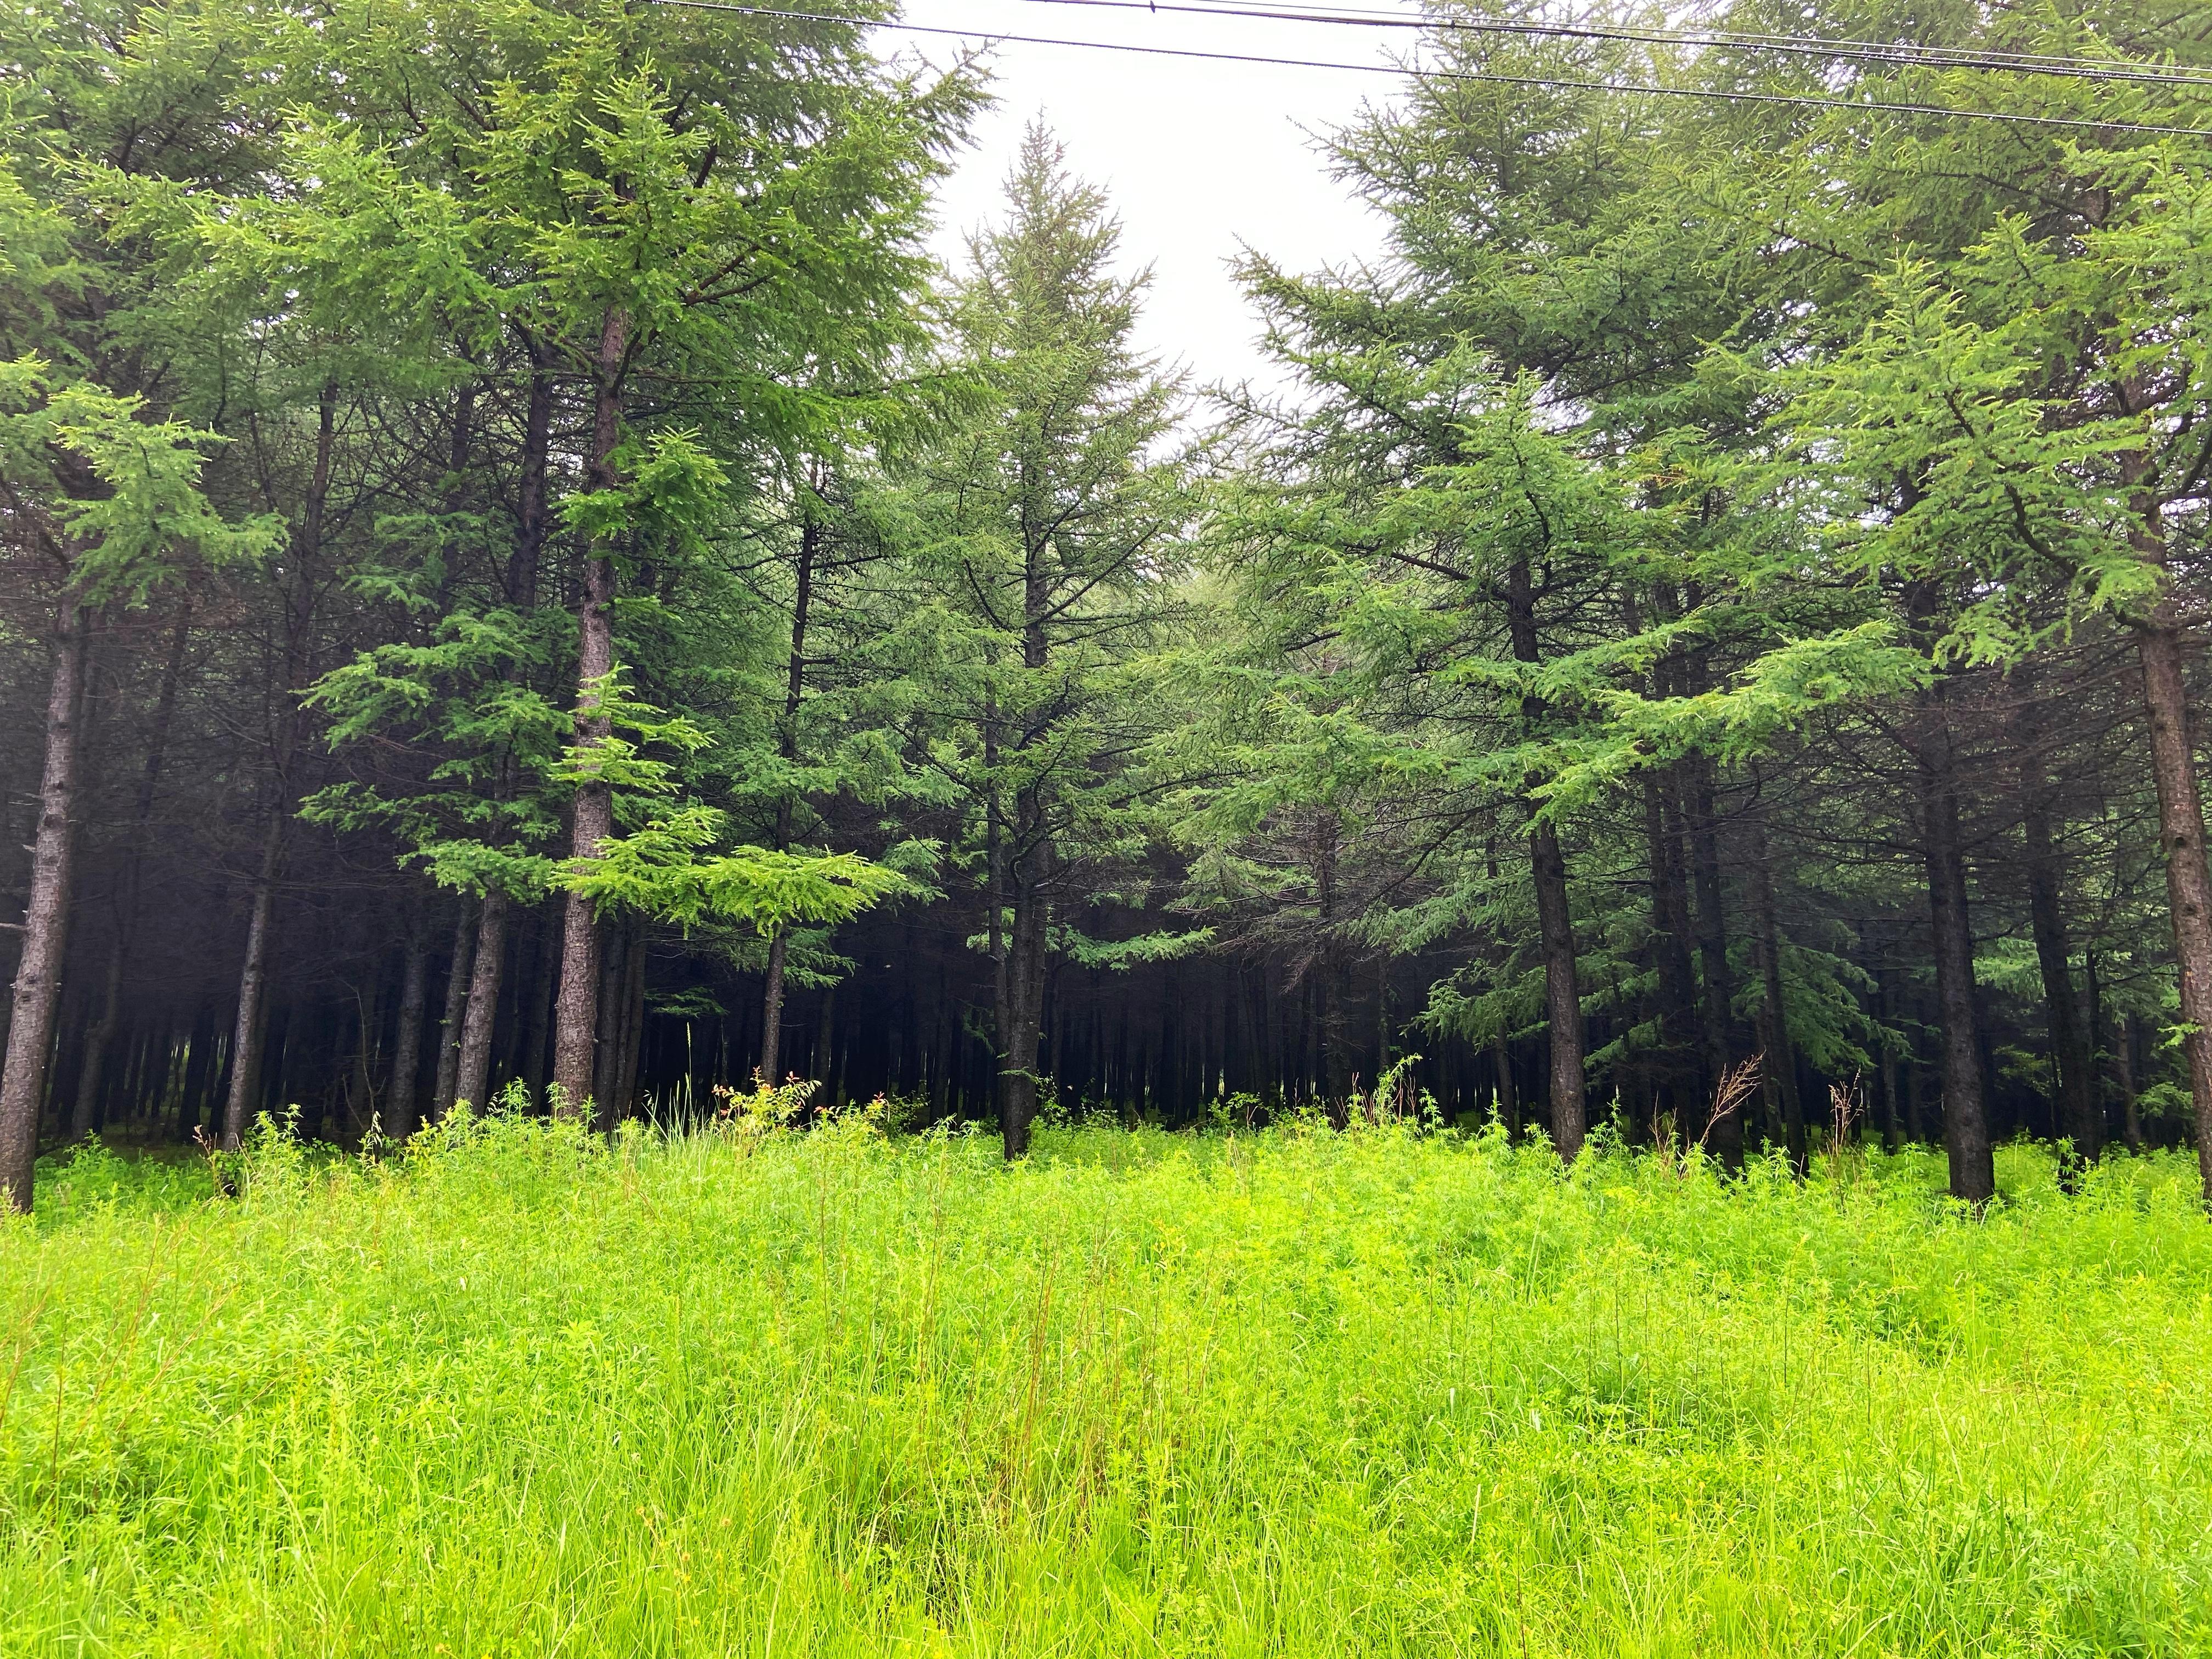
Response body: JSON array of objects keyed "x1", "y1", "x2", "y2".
[{"x1": 5, "y1": 1113, "x2": 2211, "y2": 1656}]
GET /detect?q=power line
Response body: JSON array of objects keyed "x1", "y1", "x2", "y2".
[
  {"x1": 1017, "y1": 0, "x2": 2212, "y2": 88},
  {"x1": 644, "y1": 0, "x2": 2212, "y2": 136}
]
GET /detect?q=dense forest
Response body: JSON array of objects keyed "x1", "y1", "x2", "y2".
[{"x1": 6, "y1": 0, "x2": 2212, "y2": 1214}]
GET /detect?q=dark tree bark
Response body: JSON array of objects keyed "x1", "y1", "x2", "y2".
[
  {"x1": 1686, "y1": 758, "x2": 1743, "y2": 1167},
  {"x1": 432, "y1": 904, "x2": 473, "y2": 1119},
  {"x1": 1916, "y1": 695, "x2": 1996, "y2": 1204},
  {"x1": 2134, "y1": 616, "x2": 2212, "y2": 1197},
  {"x1": 1872, "y1": 960, "x2": 1901, "y2": 1153},
  {"x1": 2117, "y1": 1013, "x2": 2144, "y2": 1153},
  {"x1": 71, "y1": 944, "x2": 125, "y2": 1143},
  {"x1": 454, "y1": 887, "x2": 507, "y2": 1110},
  {"x1": 345, "y1": 981, "x2": 382, "y2": 1137},
  {"x1": 1661, "y1": 612, "x2": 1746, "y2": 1165},
  {"x1": 995, "y1": 513, "x2": 1063, "y2": 1160},
  {"x1": 616, "y1": 929, "x2": 647, "y2": 1119},
  {"x1": 220, "y1": 814, "x2": 285, "y2": 1150},
  {"x1": 815, "y1": 984, "x2": 838, "y2": 1104},
  {"x1": 759, "y1": 933, "x2": 789, "y2": 1085},
  {"x1": 759, "y1": 514, "x2": 820, "y2": 1085},
  {"x1": 1643, "y1": 771, "x2": 1701, "y2": 1132},
  {"x1": 1746, "y1": 814, "x2": 1806, "y2": 1173},
  {"x1": 998, "y1": 849, "x2": 1049, "y2": 1156},
  {"x1": 521, "y1": 920, "x2": 553, "y2": 1103},
  {"x1": 552, "y1": 305, "x2": 629, "y2": 1118},
  {"x1": 2085, "y1": 950, "x2": 2107, "y2": 1147},
  {"x1": 1505, "y1": 554, "x2": 1586, "y2": 1158},
  {"x1": 0, "y1": 604, "x2": 91, "y2": 1211},
  {"x1": 1049, "y1": 973, "x2": 1068, "y2": 1104},
  {"x1": 593, "y1": 920, "x2": 628, "y2": 1127},
  {"x1": 1492, "y1": 1035, "x2": 1520, "y2": 1137},
  {"x1": 2017, "y1": 715, "x2": 2098, "y2": 1166},
  {"x1": 1310, "y1": 820, "x2": 1356, "y2": 1117},
  {"x1": 386, "y1": 925, "x2": 430, "y2": 1138},
  {"x1": 71, "y1": 600, "x2": 189, "y2": 1141},
  {"x1": 221, "y1": 383, "x2": 338, "y2": 1149},
  {"x1": 433, "y1": 363, "x2": 539, "y2": 1116},
  {"x1": 75, "y1": 946, "x2": 162, "y2": 1140},
  {"x1": 1529, "y1": 820, "x2": 1589, "y2": 1158},
  {"x1": 1904, "y1": 1032, "x2": 1927, "y2": 1146},
  {"x1": 178, "y1": 1004, "x2": 217, "y2": 1138},
  {"x1": 510, "y1": 357, "x2": 552, "y2": 610},
  {"x1": 2115, "y1": 460, "x2": 2212, "y2": 1195}
]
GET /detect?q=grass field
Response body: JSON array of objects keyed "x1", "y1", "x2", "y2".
[{"x1": 5, "y1": 1110, "x2": 2211, "y2": 1656}]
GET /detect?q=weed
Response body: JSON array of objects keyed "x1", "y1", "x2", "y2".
[{"x1": 3, "y1": 1122, "x2": 2208, "y2": 1655}]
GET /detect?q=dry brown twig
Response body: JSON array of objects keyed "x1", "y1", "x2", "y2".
[
  {"x1": 1825, "y1": 1074, "x2": 1867, "y2": 1188},
  {"x1": 1699, "y1": 1053, "x2": 1765, "y2": 1155},
  {"x1": 1829, "y1": 1075, "x2": 1863, "y2": 1144},
  {"x1": 1653, "y1": 1054, "x2": 1768, "y2": 1177}
]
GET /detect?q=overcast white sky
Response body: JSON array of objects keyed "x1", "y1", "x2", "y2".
[{"x1": 881, "y1": 0, "x2": 1409, "y2": 397}]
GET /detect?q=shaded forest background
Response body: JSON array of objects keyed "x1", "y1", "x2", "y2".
[{"x1": 7, "y1": 0, "x2": 2212, "y2": 1211}]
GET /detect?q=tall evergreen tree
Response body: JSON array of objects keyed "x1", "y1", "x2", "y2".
[{"x1": 908, "y1": 129, "x2": 1191, "y2": 1156}]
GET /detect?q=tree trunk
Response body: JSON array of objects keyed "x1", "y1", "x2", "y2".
[
  {"x1": 1681, "y1": 635, "x2": 1742, "y2": 1160},
  {"x1": 998, "y1": 861, "x2": 1048, "y2": 1158},
  {"x1": 493, "y1": 921, "x2": 527, "y2": 1086},
  {"x1": 1492, "y1": 1035, "x2": 1520, "y2": 1137},
  {"x1": 759, "y1": 513, "x2": 819, "y2": 1086},
  {"x1": 759, "y1": 930, "x2": 788, "y2": 1084},
  {"x1": 1506, "y1": 554, "x2": 1586, "y2": 1158},
  {"x1": 594, "y1": 921, "x2": 628, "y2": 1127},
  {"x1": 2022, "y1": 787, "x2": 2097, "y2": 1166},
  {"x1": 220, "y1": 812, "x2": 285, "y2": 1150},
  {"x1": 1643, "y1": 771, "x2": 1701, "y2": 1130},
  {"x1": 1917, "y1": 701, "x2": 1995, "y2": 1204},
  {"x1": 2117, "y1": 1013, "x2": 2144, "y2": 1153},
  {"x1": 386, "y1": 927, "x2": 430, "y2": 1138},
  {"x1": 0, "y1": 605, "x2": 91, "y2": 1211},
  {"x1": 1528, "y1": 820, "x2": 1589, "y2": 1159},
  {"x1": 1686, "y1": 757, "x2": 1743, "y2": 1168},
  {"x1": 1746, "y1": 815, "x2": 1805, "y2": 1173},
  {"x1": 1905, "y1": 1033, "x2": 1927, "y2": 1146},
  {"x1": 432, "y1": 904, "x2": 473, "y2": 1119},
  {"x1": 510, "y1": 359, "x2": 551, "y2": 609},
  {"x1": 347, "y1": 982, "x2": 382, "y2": 1138},
  {"x1": 454, "y1": 887, "x2": 508, "y2": 1110},
  {"x1": 616, "y1": 931, "x2": 647, "y2": 1119},
  {"x1": 178, "y1": 1004, "x2": 216, "y2": 1138},
  {"x1": 1873, "y1": 961, "x2": 1901, "y2": 1153},
  {"x1": 219, "y1": 383, "x2": 337, "y2": 1150},
  {"x1": 70, "y1": 600, "x2": 189, "y2": 1142},
  {"x1": 815, "y1": 984, "x2": 838, "y2": 1103},
  {"x1": 2015, "y1": 681, "x2": 2097, "y2": 1166},
  {"x1": 552, "y1": 306, "x2": 629, "y2": 1119},
  {"x1": 2085, "y1": 951, "x2": 2108, "y2": 1150},
  {"x1": 984, "y1": 683, "x2": 1008, "y2": 1098},
  {"x1": 997, "y1": 506, "x2": 1060, "y2": 1159},
  {"x1": 2109, "y1": 459, "x2": 2212, "y2": 1189},
  {"x1": 70, "y1": 943, "x2": 125, "y2": 1142},
  {"x1": 521, "y1": 918, "x2": 553, "y2": 1104},
  {"x1": 2135, "y1": 617, "x2": 2212, "y2": 1200}
]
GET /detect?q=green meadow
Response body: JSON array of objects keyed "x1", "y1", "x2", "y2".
[{"x1": 5, "y1": 1115, "x2": 2210, "y2": 1656}]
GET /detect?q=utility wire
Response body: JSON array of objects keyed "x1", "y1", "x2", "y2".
[
  {"x1": 645, "y1": 0, "x2": 2212, "y2": 136},
  {"x1": 1018, "y1": 0, "x2": 2212, "y2": 88}
]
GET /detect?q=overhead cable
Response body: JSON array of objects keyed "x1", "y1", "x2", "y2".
[
  {"x1": 642, "y1": 0, "x2": 2212, "y2": 136},
  {"x1": 1017, "y1": 0, "x2": 2212, "y2": 88}
]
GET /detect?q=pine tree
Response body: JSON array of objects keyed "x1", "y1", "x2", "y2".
[{"x1": 906, "y1": 128, "x2": 1193, "y2": 1156}]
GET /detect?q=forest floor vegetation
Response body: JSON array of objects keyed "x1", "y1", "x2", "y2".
[{"x1": 4, "y1": 1109, "x2": 2209, "y2": 1655}]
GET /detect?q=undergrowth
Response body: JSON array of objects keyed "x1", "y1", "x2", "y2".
[{"x1": 4, "y1": 1111, "x2": 2210, "y2": 1655}]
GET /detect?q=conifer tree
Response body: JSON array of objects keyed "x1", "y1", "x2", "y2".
[{"x1": 908, "y1": 128, "x2": 1192, "y2": 1156}]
